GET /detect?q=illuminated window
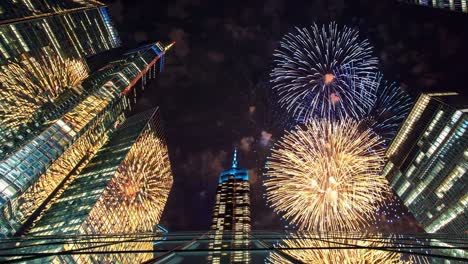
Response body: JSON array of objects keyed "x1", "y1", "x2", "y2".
[
  {"x1": 415, "y1": 152, "x2": 425, "y2": 164},
  {"x1": 435, "y1": 166, "x2": 466, "y2": 199},
  {"x1": 9, "y1": 25, "x2": 29, "y2": 52},
  {"x1": 427, "y1": 195, "x2": 467, "y2": 232},
  {"x1": 387, "y1": 95, "x2": 430, "y2": 157},
  {"x1": 423, "y1": 110, "x2": 444, "y2": 137},
  {"x1": 427, "y1": 126, "x2": 450, "y2": 156},
  {"x1": 397, "y1": 180, "x2": 410, "y2": 197}
]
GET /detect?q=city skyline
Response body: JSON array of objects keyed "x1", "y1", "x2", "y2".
[{"x1": 0, "y1": 0, "x2": 467, "y2": 262}]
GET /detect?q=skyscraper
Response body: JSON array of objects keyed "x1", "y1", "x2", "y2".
[
  {"x1": 383, "y1": 92, "x2": 467, "y2": 234},
  {"x1": 0, "y1": 0, "x2": 174, "y2": 237},
  {"x1": 0, "y1": 0, "x2": 120, "y2": 157},
  {"x1": 209, "y1": 149, "x2": 251, "y2": 263},
  {"x1": 0, "y1": 0, "x2": 119, "y2": 64},
  {"x1": 12, "y1": 108, "x2": 173, "y2": 263},
  {"x1": 398, "y1": 0, "x2": 468, "y2": 13}
]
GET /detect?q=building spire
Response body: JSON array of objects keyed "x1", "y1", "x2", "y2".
[{"x1": 231, "y1": 148, "x2": 238, "y2": 168}]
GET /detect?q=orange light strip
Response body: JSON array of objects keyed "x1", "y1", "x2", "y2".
[{"x1": 121, "y1": 41, "x2": 175, "y2": 96}]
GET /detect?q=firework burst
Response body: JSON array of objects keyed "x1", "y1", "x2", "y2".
[
  {"x1": 0, "y1": 53, "x2": 88, "y2": 129},
  {"x1": 264, "y1": 119, "x2": 389, "y2": 231},
  {"x1": 363, "y1": 76, "x2": 413, "y2": 145},
  {"x1": 267, "y1": 233, "x2": 428, "y2": 264},
  {"x1": 270, "y1": 22, "x2": 379, "y2": 121},
  {"x1": 86, "y1": 130, "x2": 173, "y2": 234}
]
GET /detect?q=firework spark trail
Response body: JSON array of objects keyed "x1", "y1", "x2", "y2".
[
  {"x1": 267, "y1": 233, "x2": 428, "y2": 264},
  {"x1": 85, "y1": 131, "x2": 173, "y2": 234},
  {"x1": 270, "y1": 22, "x2": 379, "y2": 122},
  {"x1": 363, "y1": 75, "x2": 413, "y2": 145},
  {"x1": 264, "y1": 119, "x2": 390, "y2": 231},
  {"x1": 0, "y1": 53, "x2": 88, "y2": 129}
]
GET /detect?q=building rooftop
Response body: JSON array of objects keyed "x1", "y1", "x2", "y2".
[{"x1": 219, "y1": 148, "x2": 249, "y2": 183}]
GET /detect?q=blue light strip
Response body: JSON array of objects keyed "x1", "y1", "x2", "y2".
[
  {"x1": 231, "y1": 148, "x2": 238, "y2": 168},
  {"x1": 219, "y1": 169, "x2": 249, "y2": 183},
  {"x1": 150, "y1": 45, "x2": 165, "y2": 72},
  {"x1": 99, "y1": 7, "x2": 120, "y2": 47},
  {"x1": 156, "y1": 224, "x2": 169, "y2": 233},
  {"x1": 159, "y1": 55, "x2": 164, "y2": 72}
]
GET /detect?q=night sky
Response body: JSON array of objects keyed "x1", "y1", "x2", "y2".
[{"x1": 101, "y1": 0, "x2": 468, "y2": 232}]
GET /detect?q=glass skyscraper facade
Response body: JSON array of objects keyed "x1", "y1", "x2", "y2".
[
  {"x1": 0, "y1": 41, "x2": 173, "y2": 237},
  {"x1": 0, "y1": 0, "x2": 119, "y2": 64},
  {"x1": 383, "y1": 92, "x2": 467, "y2": 234},
  {"x1": 399, "y1": 0, "x2": 468, "y2": 13},
  {"x1": 209, "y1": 149, "x2": 251, "y2": 263},
  {"x1": 0, "y1": 0, "x2": 175, "y2": 240},
  {"x1": 12, "y1": 108, "x2": 173, "y2": 263}
]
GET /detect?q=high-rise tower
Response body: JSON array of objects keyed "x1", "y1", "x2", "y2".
[
  {"x1": 0, "y1": 0, "x2": 119, "y2": 64},
  {"x1": 209, "y1": 149, "x2": 250, "y2": 263},
  {"x1": 0, "y1": 1, "x2": 174, "y2": 238},
  {"x1": 14, "y1": 108, "x2": 173, "y2": 263},
  {"x1": 383, "y1": 92, "x2": 467, "y2": 234},
  {"x1": 398, "y1": 0, "x2": 467, "y2": 13},
  {"x1": 0, "y1": 41, "x2": 173, "y2": 237}
]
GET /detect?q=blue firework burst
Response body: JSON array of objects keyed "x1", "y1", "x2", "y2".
[
  {"x1": 363, "y1": 76, "x2": 413, "y2": 145},
  {"x1": 271, "y1": 22, "x2": 379, "y2": 121}
]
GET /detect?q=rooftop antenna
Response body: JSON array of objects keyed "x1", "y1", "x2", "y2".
[{"x1": 231, "y1": 148, "x2": 238, "y2": 168}]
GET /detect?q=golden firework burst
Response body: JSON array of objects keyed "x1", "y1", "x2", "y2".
[
  {"x1": 86, "y1": 130, "x2": 173, "y2": 234},
  {"x1": 264, "y1": 119, "x2": 389, "y2": 231},
  {"x1": 0, "y1": 53, "x2": 88, "y2": 129},
  {"x1": 268, "y1": 233, "x2": 428, "y2": 264}
]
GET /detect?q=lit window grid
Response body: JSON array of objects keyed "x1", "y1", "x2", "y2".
[
  {"x1": 41, "y1": 20, "x2": 62, "y2": 57},
  {"x1": 1, "y1": 41, "x2": 165, "y2": 235},
  {"x1": 405, "y1": 161, "x2": 443, "y2": 206},
  {"x1": 436, "y1": 166, "x2": 466, "y2": 199},
  {"x1": 426, "y1": 194, "x2": 467, "y2": 233},
  {"x1": 0, "y1": 120, "x2": 76, "y2": 200},
  {"x1": 387, "y1": 110, "x2": 467, "y2": 233},
  {"x1": 99, "y1": 7, "x2": 120, "y2": 47},
  {"x1": 396, "y1": 180, "x2": 411, "y2": 197},
  {"x1": 410, "y1": 134, "x2": 466, "y2": 230},
  {"x1": 83, "y1": 127, "x2": 173, "y2": 234},
  {"x1": 423, "y1": 110, "x2": 444, "y2": 138},
  {"x1": 387, "y1": 94, "x2": 430, "y2": 157},
  {"x1": 399, "y1": 0, "x2": 468, "y2": 12},
  {"x1": 209, "y1": 174, "x2": 250, "y2": 262},
  {"x1": 25, "y1": 110, "x2": 149, "y2": 237},
  {"x1": 15, "y1": 115, "x2": 110, "y2": 230},
  {"x1": 387, "y1": 93, "x2": 459, "y2": 158},
  {"x1": 0, "y1": 72, "x2": 112, "y2": 197},
  {"x1": 0, "y1": 88, "x2": 125, "y2": 235},
  {"x1": 0, "y1": 7, "x2": 119, "y2": 65},
  {"x1": 8, "y1": 25, "x2": 29, "y2": 52}
]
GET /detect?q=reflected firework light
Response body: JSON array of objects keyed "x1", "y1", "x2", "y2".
[
  {"x1": 264, "y1": 119, "x2": 390, "y2": 231},
  {"x1": 267, "y1": 232, "x2": 429, "y2": 264},
  {"x1": 17, "y1": 117, "x2": 109, "y2": 227},
  {"x1": 85, "y1": 130, "x2": 173, "y2": 234},
  {"x1": 0, "y1": 52, "x2": 88, "y2": 129},
  {"x1": 270, "y1": 22, "x2": 379, "y2": 122}
]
